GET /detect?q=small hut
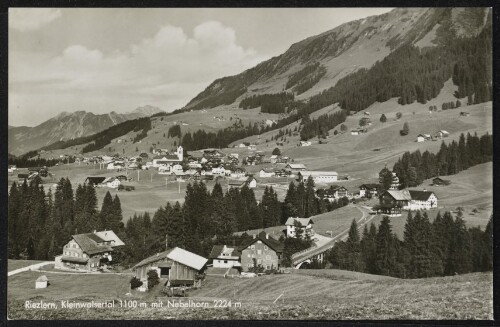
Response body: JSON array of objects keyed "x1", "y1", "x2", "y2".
[{"x1": 35, "y1": 275, "x2": 48, "y2": 289}]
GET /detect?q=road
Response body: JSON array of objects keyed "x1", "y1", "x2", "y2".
[
  {"x1": 292, "y1": 204, "x2": 376, "y2": 266},
  {"x1": 8, "y1": 262, "x2": 53, "y2": 277}
]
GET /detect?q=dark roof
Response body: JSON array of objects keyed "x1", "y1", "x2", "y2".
[
  {"x1": 409, "y1": 190, "x2": 435, "y2": 201},
  {"x1": 360, "y1": 183, "x2": 379, "y2": 189},
  {"x1": 209, "y1": 245, "x2": 224, "y2": 259},
  {"x1": 72, "y1": 233, "x2": 113, "y2": 255},
  {"x1": 85, "y1": 177, "x2": 106, "y2": 185},
  {"x1": 238, "y1": 231, "x2": 284, "y2": 253},
  {"x1": 61, "y1": 256, "x2": 89, "y2": 264},
  {"x1": 132, "y1": 249, "x2": 174, "y2": 269}
]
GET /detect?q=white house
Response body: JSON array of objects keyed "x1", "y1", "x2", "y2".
[
  {"x1": 259, "y1": 170, "x2": 274, "y2": 178},
  {"x1": 212, "y1": 167, "x2": 226, "y2": 175},
  {"x1": 246, "y1": 177, "x2": 257, "y2": 188},
  {"x1": 158, "y1": 165, "x2": 172, "y2": 175},
  {"x1": 230, "y1": 172, "x2": 246, "y2": 178},
  {"x1": 172, "y1": 164, "x2": 183, "y2": 173},
  {"x1": 407, "y1": 190, "x2": 438, "y2": 210},
  {"x1": 416, "y1": 134, "x2": 426, "y2": 142},
  {"x1": 248, "y1": 144, "x2": 257, "y2": 150},
  {"x1": 285, "y1": 217, "x2": 314, "y2": 239},
  {"x1": 102, "y1": 177, "x2": 121, "y2": 188},
  {"x1": 299, "y1": 141, "x2": 311, "y2": 147},
  {"x1": 299, "y1": 171, "x2": 338, "y2": 183},
  {"x1": 209, "y1": 245, "x2": 241, "y2": 269}
]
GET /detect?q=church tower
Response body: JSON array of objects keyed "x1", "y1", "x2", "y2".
[{"x1": 177, "y1": 146, "x2": 183, "y2": 161}]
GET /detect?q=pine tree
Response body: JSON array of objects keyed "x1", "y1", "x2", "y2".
[
  {"x1": 375, "y1": 216, "x2": 399, "y2": 277},
  {"x1": 99, "y1": 191, "x2": 114, "y2": 230},
  {"x1": 346, "y1": 219, "x2": 364, "y2": 271},
  {"x1": 111, "y1": 195, "x2": 124, "y2": 233},
  {"x1": 304, "y1": 176, "x2": 318, "y2": 217}
]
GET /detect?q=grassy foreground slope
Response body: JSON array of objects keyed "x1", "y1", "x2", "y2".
[{"x1": 8, "y1": 270, "x2": 492, "y2": 320}]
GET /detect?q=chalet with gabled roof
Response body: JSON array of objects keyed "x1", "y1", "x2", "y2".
[
  {"x1": 209, "y1": 245, "x2": 241, "y2": 268},
  {"x1": 54, "y1": 230, "x2": 124, "y2": 271},
  {"x1": 238, "y1": 232, "x2": 284, "y2": 272},
  {"x1": 359, "y1": 183, "x2": 380, "y2": 198},
  {"x1": 132, "y1": 247, "x2": 208, "y2": 289}
]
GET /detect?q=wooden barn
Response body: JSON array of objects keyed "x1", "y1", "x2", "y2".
[{"x1": 132, "y1": 247, "x2": 208, "y2": 288}]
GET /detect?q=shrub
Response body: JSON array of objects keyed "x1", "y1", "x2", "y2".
[
  {"x1": 130, "y1": 277, "x2": 143, "y2": 290},
  {"x1": 396, "y1": 112, "x2": 402, "y2": 120},
  {"x1": 147, "y1": 270, "x2": 160, "y2": 290},
  {"x1": 400, "y1": 122, "x2": 409, "y2": 136},
  {"x1": 380, "y1": 114, "x2": 387, "y2": 123}
]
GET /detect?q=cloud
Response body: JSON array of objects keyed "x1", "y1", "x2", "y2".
[
  {"x1": 10, "y1": 20, "x2": 266, "y2": 120},
  {"x1": 9, "y1": 8, "x2": 62, "y2": 31}
]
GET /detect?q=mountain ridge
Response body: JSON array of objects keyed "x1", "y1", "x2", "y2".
[{"x1": 8, "y1": 106, "x2": 164, "y2": 155}]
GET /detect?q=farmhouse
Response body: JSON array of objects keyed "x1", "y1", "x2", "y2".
[
  {"x1": 246, "y1": 177, "x2": 257, "y2": 188},
  {"x1": 435, "y1": 130, "x2": 449, "y2": 139},
  {"x1": 55, "y1": 230, "x2": 124, "y2": 272},
  {"x1": 407, "y1": 190, "x2": 438, "y2": 210},
  {"x1": 209, "y1": 245, "x2": 241, "y2": 268},
  {"x1": 285, "y1": 217, "x2": 314, "y2": 238},
  {"x1": 298, "y1": 141, "x2": 311, "y2": 147},
  {"x1": 416, "y1": 134, "x2": 431, "y2": 142},
  {"x1": 85, "y1": 177, "x2": 106, "y2": 187},
  {"x1": 316, "y1": 185, "x2": 348, "y2": 201},
  {"x1": 378, "y1": 190, "x2": 412, "y2": 216},
  {"x1": 432, "y1": 177, "x2": 451, "y2": 186},
  {"x1": 359, "y1": 184, "x2": 380, "y2": 198},
  {"x1": 298, "y1": 171, "x2": 338, "y2": 183},
  {"x1": 239, "y1": 232, "x2": 284, "y2": 272},
  {"x1": 259, "y1": 169, "x2": 274, "y2": 178},
  {"x1": 351, "y1": 128, "x2": 367, "y2": 135},
  {"x1": 228, "y1": 180, "x2": 246, "y2": 189},
  {"x1": 285, "y1": 163, "x2": 307, "y2": 172},
  {"x1": 132, "y1": 247, "x2": 208, "y2": 288},
  {"x1": 101, "y1": 177, "x2": 121, "y2": 188},
  {"x1": 378, "y1": 189, "x2": 438, "y2": 215}
]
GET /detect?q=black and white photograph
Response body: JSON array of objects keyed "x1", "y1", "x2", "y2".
[{"x1": 5, "y1": 6, "x2": 494, "y2": 321}]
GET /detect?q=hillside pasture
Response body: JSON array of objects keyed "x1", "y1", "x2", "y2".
[
  {"x1": 7, "y1": 269, "x2": 492, "y2": 320},
  {"x1": 8, "y1": 260, "x2": 49, "y2": 272},
  {"x1": 8, "y1": 271, "x2": 131, "y2": 302}
]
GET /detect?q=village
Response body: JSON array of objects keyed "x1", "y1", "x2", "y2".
[{"x1": 8, "y1": 139, "x2": 448, "y2": 298}]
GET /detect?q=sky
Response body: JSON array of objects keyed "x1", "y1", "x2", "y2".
[{"x1": 9, "y1": 8, "x2": 392, "y2": 127}]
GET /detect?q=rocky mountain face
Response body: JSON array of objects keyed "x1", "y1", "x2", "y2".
[
  {"x1": 184, "y1": 8, "x2": 490, "y2": 111},
  {"x1": 8, "y1": 106, "x2": 164, "y2": 155}
]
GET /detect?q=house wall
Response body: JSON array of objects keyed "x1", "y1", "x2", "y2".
[
  {"x1": 135, "y1": 259, "x2": 197, "y2": 282},
  {"x1": 287, "y1": 225, "x2": 313, "y2": 238},
  {"x1": 213, "y1": 259, "x2": 238, "y2": 268},
  {"x1": 240, "y1": 240, "x2": 280, "y2": 271}
]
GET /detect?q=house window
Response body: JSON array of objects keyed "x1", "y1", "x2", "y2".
[
  {"x1": 266, "y1": 255, "x2": 271, "y2": 260},
  {"x1": 266, "y1": 265, "x2": 271, "y2": 270},
  {"x1": 251, "y1": 245, "x2": 255, "y2": 250},
  {"x1": 257, "y1": 259, "x2": 262, "y2": 264},
  {"x1": 257, "y1": 250, "x2": 262, "y2": 255},
  {"x1": 224, "y1": 261, "x2": 228, "y2": 264},
  {"x1": 247, "y1": 254, "x2": 251, "y2": 258},
  {"x1": 264, "y1": 246, "x2": 268, "y2": 250}
]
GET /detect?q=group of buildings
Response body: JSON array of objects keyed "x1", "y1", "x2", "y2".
[{"x1": 416, "y1": 130, "x2": 449, "y2": 143}]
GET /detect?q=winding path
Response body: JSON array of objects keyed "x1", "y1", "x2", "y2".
[
  {"x1": 292, "y1": 204, "x2": 377, "y2": 266},
  {"x1": 8, "y1": 262, "x2": 53, "y2": 277}
]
